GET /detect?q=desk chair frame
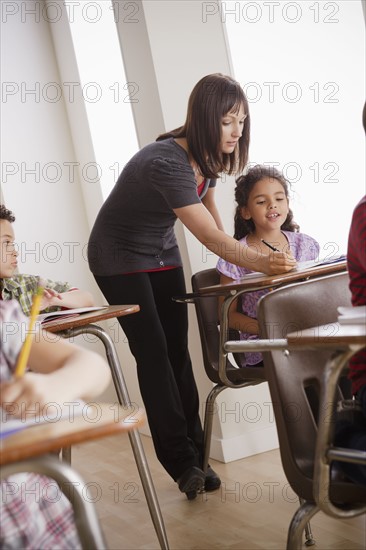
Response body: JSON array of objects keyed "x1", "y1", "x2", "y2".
[
  {"x1": 189, "y1": 262, "x2": 349, "y2": 475},
  {"x1": 253, "y1": 272, "x2": 366, "y2": 549},
  {"x1": 1, "y1": 456, "x2": 106, "y2": 550},
  {"x1": 191, "y1": 268, "x2": 267, "y2": 474},
  {"x1": 188, "y1": 266, "x2": 349, "y2": 547}
]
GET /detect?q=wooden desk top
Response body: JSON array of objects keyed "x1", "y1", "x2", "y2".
[
  {"x1": 1, "y1": 403, "x2": 145, "y2": 465},
  {"x1": 43, "y1": 304, "x2": 140, "y2": 333},
  {"x1": 199, "y1": 260, "x2": 347, "y2": 296},
  {"x1": 287, "y1": 322, "x2": 366, "y2": 348}
]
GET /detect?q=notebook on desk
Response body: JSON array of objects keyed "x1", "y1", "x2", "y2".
[
  {"x1": 337, "y1": 305, "x2": 366, "y2": 325},
  {"x1": 296, "y1": 254, "x2": 347, "y2": 270},
  {"x1": 0, "y1": 400, "x2": 87, "y2": 439},
  {"x1": 223, "y1": 253, "x2": 347, "y2": 284},
  {"x1": 38, "y1": 306, "x2": 108, "y2": 324}
]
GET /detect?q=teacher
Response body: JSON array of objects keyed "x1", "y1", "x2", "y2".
[{"x1": 88, "y1": 73, "x2": 296, "y2": 500}]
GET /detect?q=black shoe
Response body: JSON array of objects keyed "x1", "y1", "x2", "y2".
[
  {"x1": 177, "y1": 466, "x2": 205, "y2": 500},
  {"x1": 205, "y1": 466, "x2": 221, "y2": 492}
]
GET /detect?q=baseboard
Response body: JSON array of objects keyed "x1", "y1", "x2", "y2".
[
  {"x1": 209, "y1": 425, "x2": 279, "y2": 463},
  {"x1": 137, "y1": 416, "x2": 278, "y2": 463}
]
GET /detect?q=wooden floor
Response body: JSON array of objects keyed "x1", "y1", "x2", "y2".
[{"x1": 72, "y1": 433, "x2": 366, "y2": 550}]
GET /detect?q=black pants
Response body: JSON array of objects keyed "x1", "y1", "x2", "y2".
[{"x1": 95, "y1": 267, "x2": 204, "y2": 480}]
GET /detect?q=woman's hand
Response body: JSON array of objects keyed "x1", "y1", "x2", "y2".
[
  {"x1": 174, "y1": 202, "x2": 298, "y2": 274},
  {"x1": 259, "y1": 251, "x2": 297, "y2": 275}
]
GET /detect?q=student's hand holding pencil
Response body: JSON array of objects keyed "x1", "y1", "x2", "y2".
[
  {"x1": 1, "y1": 371, "x2": 76, "y2": 419},
  {"x1": 1, "y1": 373, "x2": 47, "y2": 418},
  {"x1": 1, "y1": 293, "x2": 111, "y2": 421}
]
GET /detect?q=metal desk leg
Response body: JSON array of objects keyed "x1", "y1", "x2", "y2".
[{"x1": 68, "y1": 325, "x2": 169, "y2": 550}]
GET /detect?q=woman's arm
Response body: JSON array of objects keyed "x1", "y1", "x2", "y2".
[
  {"x1": 174, "y1": 202, "x2": 297, "y2": 274},
  {"x1": 218, "y1": 274, "x2": 259, "y2": 335},
  {"x1": 201, "y1": 187, "x2": 225, "y2": 231}
]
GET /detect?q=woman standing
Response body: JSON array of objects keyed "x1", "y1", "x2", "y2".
[{"x1": 88, "y1": 73, "x2": 296, "y2": 499}]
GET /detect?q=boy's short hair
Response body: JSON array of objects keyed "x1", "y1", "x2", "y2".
[{"x1": 0, "y1": 205, "x2": 15, "y2": 222}]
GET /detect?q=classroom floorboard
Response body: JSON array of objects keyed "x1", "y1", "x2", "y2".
[{"x1": 72, "y1": 432, "x2": 366, "y2": 550}]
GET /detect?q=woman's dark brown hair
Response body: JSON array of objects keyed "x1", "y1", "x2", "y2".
[
  {"x1": 157, "y1": 73, "x2": 250, "y2": 179},
  {"x1": 234, "y1": 165, "x2": 299, "y2": 240}
]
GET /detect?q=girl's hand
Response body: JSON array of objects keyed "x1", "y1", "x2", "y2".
[{"x1": 40, "y1": 288, "x2": 62, "y2": 310}]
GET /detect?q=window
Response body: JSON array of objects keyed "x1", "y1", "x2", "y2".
[
  {"x1": 67, "y1": 1, "x2": 139, "y2": 199},
  {"x1": 224, "y1": 0, "x2": 365, "y2": 255}
]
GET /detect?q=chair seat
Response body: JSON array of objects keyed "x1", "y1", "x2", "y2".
[
  {"x1": 207, "y1": 359, "x2": 267, "y2": 385},
  {"x1": 286, "y1": 465, "x2": 366, "y2": 505}
]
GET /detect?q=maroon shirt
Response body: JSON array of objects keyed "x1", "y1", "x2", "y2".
[{"x1": 347, "y1": 196, "x2": 366, "y2": 395}]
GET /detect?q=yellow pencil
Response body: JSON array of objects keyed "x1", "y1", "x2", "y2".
[{"x1": 14, "y1": 286, "x2": 44, "y2": 378}]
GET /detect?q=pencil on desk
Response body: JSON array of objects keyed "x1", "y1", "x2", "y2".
[{"x1": 14, "y1": 285, "x2": 44, "y2": 378}]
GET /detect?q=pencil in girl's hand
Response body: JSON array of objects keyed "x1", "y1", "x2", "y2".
[
  {"x1": 14, "y1": 285, "x2": 44, "y2": 378},
  {"x1": 261, "y1": 239, "x2": 280, "y2": 252}
]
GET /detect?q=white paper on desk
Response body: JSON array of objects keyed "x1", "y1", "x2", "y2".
[
  {"x1": 38, "y1": 306, "x2": 108, "y2": 324},
  {"x1": 0, "y1": 400, "x2": 87, "y2": 439},
  {"x1": 296, "y1": 254, "x2": 347, "y2": 270},
  {"x1": 337, "y1": 305, "x2": 366, "y2": 325}
]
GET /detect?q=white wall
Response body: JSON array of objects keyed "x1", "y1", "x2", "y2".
[
  {"x1": 1, "y1": 7, "x2": 93, "y2": 285},
  {"x1": 0, "y1": 1, "x2": 116, "y2": 401}
]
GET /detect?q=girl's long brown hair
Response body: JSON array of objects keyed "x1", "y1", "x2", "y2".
[{"x1": 234, "y1": 165, "x2": 299, "y2": 240}]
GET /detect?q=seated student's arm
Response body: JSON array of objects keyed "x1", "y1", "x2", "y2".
[
  {"x1": 0, "y1": 329, "x2": 111, "y2": 417},
  {"x1": 38, "y1": 277, "x2": 94, "y2": 311},
  {"x1": 218, "y1": 273, "x2": 259, "y2": 335},
  {"x1": 41, "y1": 288, "x2": 95, "y2": 311}
]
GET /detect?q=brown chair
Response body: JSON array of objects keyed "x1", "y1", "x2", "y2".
[
  {"x1": 256, "y1": 272, "x2": 366, "y2": 549},
  {"x1": 190, "y1": 268, "x2": 321, "y2": 546},
  {"x1": 191, "y1": 268, "x2": 267, "y2": 472}
]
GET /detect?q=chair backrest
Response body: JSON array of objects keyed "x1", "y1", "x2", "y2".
[
  {"x1": 191, "y1": 269, "x2": 221, "y2": 380},
  {"x1": 191, "y1": 268, "x2": 266, "y2": 385},
  {"x1": 256, "y1": 271, "x2": 362, "y2": 502}
]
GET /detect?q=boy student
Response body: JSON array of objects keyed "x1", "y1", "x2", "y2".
[{"x1": 0, "y1": 204, "x2": 94, "y2": 315}]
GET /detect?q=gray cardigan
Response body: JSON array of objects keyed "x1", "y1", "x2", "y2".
[{"x1": 88, "y1": 138, "x2": 216, "y2": 276}]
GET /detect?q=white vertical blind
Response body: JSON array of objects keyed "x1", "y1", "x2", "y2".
[{"x1": 67, "y1": 0, "x2": 139, "y2": 199}]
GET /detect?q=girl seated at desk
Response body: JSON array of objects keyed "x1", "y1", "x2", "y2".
[
  {"x1": 0, "y1": 300, "x2": 110, "y2": 549},
  {"x1": 217, "y1": 165, "x2": 320, "y2": 367}
]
